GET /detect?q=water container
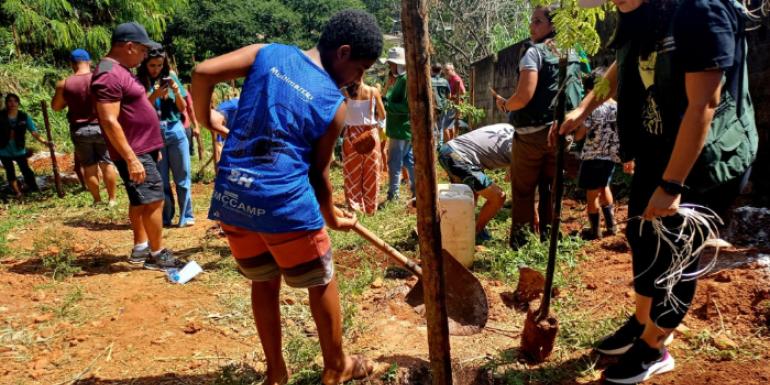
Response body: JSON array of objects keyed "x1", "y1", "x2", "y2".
[
  {"x1": 166, "y1": 261, "x2": 204, "y2": 284},
  {"x1": 437, "y1": 184, "x2": 476, "y2": 267}
]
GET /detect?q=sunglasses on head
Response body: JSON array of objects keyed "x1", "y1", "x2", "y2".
[{"x1": 148, "y1": 48, "x2": 165, "y2": 57}]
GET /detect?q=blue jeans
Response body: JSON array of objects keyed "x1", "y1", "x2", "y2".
[
  {"x1": 387, "y1": 138, "x2": 415, "y2": 200},
  {"x1": 158, "y1": 121, "x2": 194, "y2": 226}
]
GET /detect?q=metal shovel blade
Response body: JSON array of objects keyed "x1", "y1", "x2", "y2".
[{"x1": 405, "y1": 250, "x2": 489, "y2": 336}]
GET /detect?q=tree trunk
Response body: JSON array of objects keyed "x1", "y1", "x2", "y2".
[{"x1": 400, "y1": 0, "x2": 453, "y2": 384}]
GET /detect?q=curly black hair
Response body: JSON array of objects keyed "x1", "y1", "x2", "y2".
[{"x1": 318, "y1": 9, "x2": 383, "y2": 61}]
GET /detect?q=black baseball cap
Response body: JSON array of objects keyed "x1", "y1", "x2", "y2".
[{"x1": 111, "y1": 22, "x2": 158, "y2": 47}]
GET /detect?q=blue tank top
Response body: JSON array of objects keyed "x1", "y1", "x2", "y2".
[{"x1": 208, "y1": 44, "x2": 344, "y2": 232}]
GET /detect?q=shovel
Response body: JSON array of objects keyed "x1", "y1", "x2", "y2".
[
  {"x1": 519, "y1": 56, "x2": 569, "y2": 363},
  {"x1": 353, "y1": 222, "x2": 488, "y2": 336}
]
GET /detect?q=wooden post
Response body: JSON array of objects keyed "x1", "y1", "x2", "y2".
[
  {"x1": 40, "y1": 101, "x2": 65, "y2": 198},
  {"x1": 400, "y1": 1, "x2": 453, "y2": 384}
]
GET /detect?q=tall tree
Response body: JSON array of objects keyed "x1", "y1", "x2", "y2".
[
  {"x1": 168, "y1": 0, "x2": 302, "y2": 76},
  {"x1": 1, "y1": 0, "x2": 186, "y2": 63},
  {"x1": 428, "y1": 0, "x2": 532, "y2": 74}
]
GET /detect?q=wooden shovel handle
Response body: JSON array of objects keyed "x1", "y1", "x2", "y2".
[{"x1": 353, "y1": 222, "x2": 423, "y2": 277}]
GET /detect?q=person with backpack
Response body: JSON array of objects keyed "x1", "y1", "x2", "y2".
[
  {"x1": 492, "y1": 5, "x2": 585, "y2": 249},
  {"x1": 559, "y1": 0, "x2": 758, "y2": 383},
  {"x1": 0, "y1": 94, "x2": 52, "y2": 197},
  {"x1": 431, "y1": 64, "x2": 452, "y2": 148}
]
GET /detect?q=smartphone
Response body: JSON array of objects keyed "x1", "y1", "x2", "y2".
[{"x1": 161, "y1": 76, "x2": 172, "y2": 87}]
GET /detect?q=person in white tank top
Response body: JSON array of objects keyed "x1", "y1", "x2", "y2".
[{"x1": 341, "y1": 75, "x2": 385, "y2": 214}]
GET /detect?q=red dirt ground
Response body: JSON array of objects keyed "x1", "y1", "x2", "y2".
[{"x1": 0, "y1": 182, "x2": 768, "y2": 384}]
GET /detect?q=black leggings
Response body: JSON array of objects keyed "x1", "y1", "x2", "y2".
[
  {"x1": 627, "y1": 158, "x2": 743, "y2": 329},
  {"x1": 1, "y1": 155, "x2": 38, "y2": 191}
]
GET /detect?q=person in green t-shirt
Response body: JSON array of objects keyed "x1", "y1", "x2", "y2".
[
  {"x1": 383, "y1": 46, "x2": 415, "y2": 201},
  {"x1": 0, "y1": 94, "x2": 52, "y2": 197}
]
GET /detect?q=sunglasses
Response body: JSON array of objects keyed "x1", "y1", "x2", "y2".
[{"x1": 148, "y1": 48, "x2": 166, "y2": 57}]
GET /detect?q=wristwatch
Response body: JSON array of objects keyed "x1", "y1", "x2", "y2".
[{"x1": 659, "y1": 179, "x2": 686, "y2": 196}]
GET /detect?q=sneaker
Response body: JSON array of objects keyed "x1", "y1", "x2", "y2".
[
  {"x1": 143, "y1": 249, "x2": 184, "y2": 271},
  {"x1": 596, "y1": 315, "x2": 644, "y2": 355},
  {"x1": 179, "y1": 219, "x2": 196, "y2": 228},
  {"x1": 129, "y1": 247, "x2": 151, "y2": 264},
  {"x1": 107, "y1": 200, "x2": 118, "y2": 208},
  {"x1": 604, "y1": 340, "x2": 675, "y2": 384}
]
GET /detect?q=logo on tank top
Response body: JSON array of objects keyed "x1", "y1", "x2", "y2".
[
  {"x1": 212, "y1": 189, "x2": 266, "y2": 217},
  {"x1": 270, "y1": 67, "x2": 314, "y2": 102}
]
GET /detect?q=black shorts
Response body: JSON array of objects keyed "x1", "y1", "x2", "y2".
[
  {"x1": 578, "y1": 159, "x2": 616, "y2": 190},
  {"x1": 114, "y1": 151, "x2": 163, "y2": 206},
  {"x1": 438, "y1": 144, "x2": 492, "y2": 192},
  {"x1": 71, "y1": 124, "x2": 112, "y2": 167}
]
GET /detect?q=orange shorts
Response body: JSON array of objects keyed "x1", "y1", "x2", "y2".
[{"x1": 220, "y1": 223, "x2": 334, "y2": 288}]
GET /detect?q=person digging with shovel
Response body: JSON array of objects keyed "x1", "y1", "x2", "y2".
[
  {"x1": 192, "y1": 10, "x2": 383, "y2": 385},
  {"x1": 558, "y1": 0, "x2": 758, "y2": 383}
]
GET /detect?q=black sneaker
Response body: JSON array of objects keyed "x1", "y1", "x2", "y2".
[
  {"x1": 596, "y1": 315, "x2": 644, "y2": 355},
  {"x1": 143, "y1": 249, "x2": 184, "y2": 271},
  {"x1": 604, "y1": 339, "x2": 675, "y2": 384}
]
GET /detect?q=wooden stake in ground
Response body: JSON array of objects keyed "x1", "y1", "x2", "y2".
[
  {"x1": 40, "y1": 101, "x2": 65, "y2": 198},
  {"x1": 196, "y1": 132, "x2": 204, "y2": 161},
  {"x1": 210, "y1": 130, "x2": 220, "y2": 173},
  {"x1": 401, "y1": 0, "x2": 453, "y2": 383}
]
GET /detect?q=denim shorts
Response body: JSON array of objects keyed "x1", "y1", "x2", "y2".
[{"x1": 438, "y1": 144, "x2": 493, "y2": 192}]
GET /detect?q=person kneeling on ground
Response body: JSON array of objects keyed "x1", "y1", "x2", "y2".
[
  {"x1": 438, "y1": 123, "x2": 514, "y2": 243},
  {"x1": 192, "y1": 10, "x2": 383, "y2": 385}
]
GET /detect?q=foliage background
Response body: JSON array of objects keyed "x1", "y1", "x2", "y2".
[{"x1": 0, "y1": 0, "x2": 604, "y2": 153}]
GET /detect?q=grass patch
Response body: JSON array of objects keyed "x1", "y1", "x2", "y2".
[
  {"x1": 475, "y1": 230, "x2": 585, "y2": 287},
  {"x1": 212, "y1": 363, "x2": 264, "y2": 385},
  {"x1": 40, "y1": 286, "x2": 84, "y2": 322},
  {"x1": 33, "y1": 228, "x2": 81, "y2": 280}
]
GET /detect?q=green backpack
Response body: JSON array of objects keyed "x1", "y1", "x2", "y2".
[
  {"x1": 686, "y1": 1, "x2": 758, "y2": 193},
  {"x1": 687, "y1": 58, "x2": 758, "y2": 193},
  {"x1": 431, "y1": 75, "x2": 451, "y2": 112}
]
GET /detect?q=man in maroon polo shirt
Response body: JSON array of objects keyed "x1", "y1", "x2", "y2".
[
  {"x1": 52, "y1": 48, "x2": 118, "y2": 207},
  {"x1": 92, "y1": 22, "x2": 181, "y2": 270}
]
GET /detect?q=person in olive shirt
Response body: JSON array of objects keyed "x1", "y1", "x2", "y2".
[{"x1": 383, "y1": 46, "x2": 414, "y2": 201}]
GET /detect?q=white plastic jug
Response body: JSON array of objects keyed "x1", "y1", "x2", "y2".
[{"x1": 437, "y1": 183, "x2": 476, "y2": 268}]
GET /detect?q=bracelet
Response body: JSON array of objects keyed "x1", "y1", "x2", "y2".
[{"x1": 659, "y1": 179, "x2": 687, "y2": 196}]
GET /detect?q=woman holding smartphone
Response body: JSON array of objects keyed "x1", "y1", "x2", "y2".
[{"x1": 138, "y1": 44, "x2": 194, "y2": 227}]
